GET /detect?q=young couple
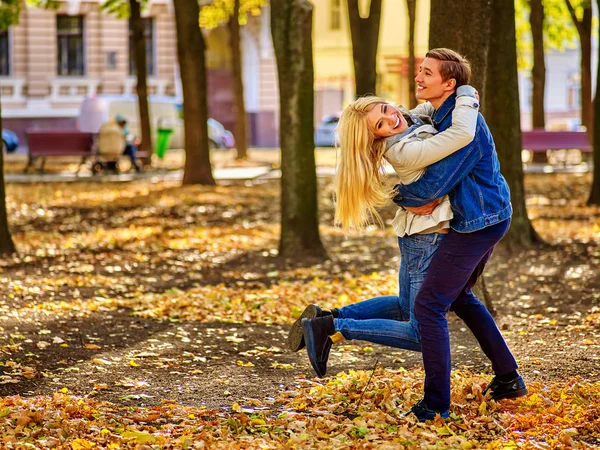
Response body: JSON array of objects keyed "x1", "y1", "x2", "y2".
[{"x1": 288, "y1": 48, "x2": 528, "y2": 422}]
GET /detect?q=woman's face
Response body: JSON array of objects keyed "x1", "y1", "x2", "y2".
[{"x1": 366, "y1": 103, "x2": 408, "y2": 139}]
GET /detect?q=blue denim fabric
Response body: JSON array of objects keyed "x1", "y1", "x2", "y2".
[
  {"x1": 333, "y1": 233, "x2": 445, "y2": 351},
  {"x1": 414, "y1": 219, "x2": 518, "y2": 411},
  {"x1": 393, "y1": 94, "x2": 512, "y2": 233}
]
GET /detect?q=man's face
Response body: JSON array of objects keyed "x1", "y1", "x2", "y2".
[
  {"x1": 366, "y1": 102, "x2": 408, "y2": 139},
  {"x1": 414, "y1": 57, "x2": 455, "y2": 103}
]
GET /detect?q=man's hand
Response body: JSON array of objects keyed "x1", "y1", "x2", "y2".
[{"x1": 404, "y1": 199, "x2": 439, "y2": 215}]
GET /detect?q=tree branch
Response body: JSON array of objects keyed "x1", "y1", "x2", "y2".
[{"x1": 564, "y1": 0, "x2": 583, "y2": 36}]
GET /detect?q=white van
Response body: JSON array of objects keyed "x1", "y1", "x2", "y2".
[{"x1": 78, "y1": 95, "x2": 233, "y2": 150}]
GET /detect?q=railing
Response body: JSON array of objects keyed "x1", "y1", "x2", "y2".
[
  {"x1": 0, "y1": 77, "x2": 26, "y2": 101},
  {"x1": 122, "y1": 77, "x2": 170, "y2": 96},
  {"x1": 50, "y1": 78, "x2": 100, "y2": 102}
]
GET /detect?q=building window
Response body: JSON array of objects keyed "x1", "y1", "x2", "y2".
[
  {"x1": 0, "y1": 31, "x2": 9, "y2": 76},
  {"x1": 330, "y1": 0, "x2": 341, "y2": 30},
  {"x1": 57, "y1": 15, "x2": 85, "y2": 76},
  {"x1": 567, "y1": 72, "x2": 581, "y2": 109},
  {"x1": 129, "y1": 19, "x2": 155, "y2": 76}
]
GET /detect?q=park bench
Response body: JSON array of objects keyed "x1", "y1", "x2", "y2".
[
  {"x1": 521, "y1": 130, "x2": 591, "y2": 165},
  {"x1": 25, "y1": 130, "x2": 151, "y2": 173},
  {"x1": 25, "y1": 130, "x2": 95, "y2": 173}
]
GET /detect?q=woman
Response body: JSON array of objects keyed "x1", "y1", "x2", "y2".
[{"x1": 288, "y1": 85, "x2": 480, "y2": 379}]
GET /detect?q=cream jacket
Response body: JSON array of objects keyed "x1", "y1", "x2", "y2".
[{"x1": 384, "y1": 93, "x2": 480, "y2": 236}]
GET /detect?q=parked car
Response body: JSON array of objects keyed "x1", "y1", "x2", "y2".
[
  {"x1": 314, "y1": 114, "x2": 340, "y2": 147},
  {"x1": 2, "y1": 129, "x2": 19, "y2": 153},
  {"x1": 207, "y1": 118, "x2": 235, "y2": 149},
  {"x1": 79, "y1": 95, "x2": 235, "y2": 151}
]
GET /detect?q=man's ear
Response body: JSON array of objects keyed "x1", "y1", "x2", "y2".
[{"x1": 444, "y1": 78, "x2": 457, "y2": 92}]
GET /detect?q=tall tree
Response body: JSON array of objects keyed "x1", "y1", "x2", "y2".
[
  {"x1": 406, "y1": 0, "x2": 417, "y2": 109},
  {"x1": 129, "y1": 0, "x2": 152, "y2": 159},
  {"x1": 429, "y1": 0, "x2": 492, "y2": 99},
  {"x1": 173, "y1": 0, "x2": 215, "y2": 185},
  {"x1": 565, "y1": 0, "x2": 592, "y2": 134},
  {"x1": 485, "y1": 0, "x2": 540, "y2": 247},
  {"x1": 0, "y1": 0, "x2": 20, "y2": 255},
  {"x1": 228, "y1": 0, "x2": 247, "y2": 159},
  {"x1": 587, "y1": 0, "x2": 600, "y2": 205},
  {"x1": 102, "y1": 0, "x2": 153, "y2": 160},
  {"x1": 530, "y1": 0, "x2": 546, "y2": 129},
  {"x1": 200, "y1": 0, "x2": 265, "y2": 160},
  {"x1": 271, "y1": 0, "x2": 326, "y2": 259},
  {"x1": 347, "y1": 0, "x2": 382, "y2": 97}
]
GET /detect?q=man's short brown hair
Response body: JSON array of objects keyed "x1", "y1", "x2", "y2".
[{"x1": 425, "y1": 48, "x2": 471, "y2": 87}]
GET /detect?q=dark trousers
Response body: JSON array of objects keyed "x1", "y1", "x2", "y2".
[
  {"x1": 123, "y1": 143, "x2": 137, "y2": 165},
  {"x1": 414, "y1": 218, "x2": 518, "y2": 411}
]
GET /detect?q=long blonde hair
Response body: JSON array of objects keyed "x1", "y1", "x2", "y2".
[{"x1": 334, "y1": 96, "x2": 396, "y2": 231}]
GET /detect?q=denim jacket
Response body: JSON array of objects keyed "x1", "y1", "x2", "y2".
[{"x1": 393, "y1": 93, "x2": 512, "y2": 233}]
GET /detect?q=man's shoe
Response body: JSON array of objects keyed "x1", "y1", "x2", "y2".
[
  {"x1": 483, "y1": 374, "x2": 528, "y2": 401},
  {"x1": 288, "y1": 305, "x2": 330, "y2": 352},
  {"x1": 302, "y1": 315, "x2": 335, "y2": 378},
  {"x1": 403, "y1": 399, "x2": 449, "y2": 422}
]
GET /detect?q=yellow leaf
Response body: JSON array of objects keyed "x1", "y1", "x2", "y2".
[
  {"x1": 478, "y1": 401, "x2": 487, "y2": 415},
  {"x1": 232, "y1": 402, "x2": 242, "y2": 412},
  {"x1": 129, "y1": 360, "x2": 140, "y2": 367},
  {"x1": 60, "y1": 387, "x2": 69, "y2": 394},
  {"x1": 60, "y1": 343, "x2": 69, "y2": 348},
  {"x1": 121, "y1": 430, "x2": 157, "y2": 444},
  {"x1": 237, "y1": 360, "x2": 255, "y2": 367},
  {"x1": 84, "y1": 344, "x2": 101, "y2": 350},
  {"x1": 72, "y1": 439, "x2": 96, "y2": 450},
  {"x1": 93, "y1": 358, "x2": 112, "y2": 365}
]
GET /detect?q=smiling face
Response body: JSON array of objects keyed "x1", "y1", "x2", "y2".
[
  {"x1": 366, "y1": 102, "x2": 408, "y2": 139},
  {"x1": 414, "y1": 57, "x2": 456, "y2": 109}
]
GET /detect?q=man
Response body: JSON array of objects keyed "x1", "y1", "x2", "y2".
[
  {"x1": 394, "y1": 48, "x2": 527, "y2": 421},
  {"x1": 115, "y1": 114, "x2": 142, "y2": 173}
]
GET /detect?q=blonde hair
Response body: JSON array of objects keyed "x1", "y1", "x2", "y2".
[{"x1": 334, "y1": 96, "x2": 396, "y2": 231}]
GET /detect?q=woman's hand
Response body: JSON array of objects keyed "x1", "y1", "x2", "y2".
[{"x1": 404, "y1": 199, "x2": 439, "y2": 215}]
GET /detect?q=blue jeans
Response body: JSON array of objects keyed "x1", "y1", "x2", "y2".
[
  {"x1": 333, "y1": 232, "x2": 446, "y2": 351},
  {"x1": 123, "y1": 143, "x2": 137, "y2": 165},
  {"x1": 415, "y1": 219, "x2": 517, "y2": 411}
]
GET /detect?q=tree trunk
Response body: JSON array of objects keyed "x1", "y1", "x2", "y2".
[
  {"x1": 173, "y1": 0, "x2": 215, "y2": 185},
  {"x1": 406, "y1": 0, "x2": 417, "y2": 109},
  {"x1": 530, "y1": 0, "x2": 546, "y2": 129},
  {"x1": 565, "y1": 0, "x2": 593, "y2": 136},
  {"x1": 429, "y1": 0, "x2": 492, "y2": 102},
  {"x1": 485, "y1": 0, "x2": 540, "y2": 248},
  {"x1": 347, "y1": 0, "x2": 382, "y2": 97},
  {"x1": 229, "y1": 0, "x2": 248, "y2": 160},
  {"x1": 587, "y1": 0, "x2": 600, "y2": 205},
  {"x1": 0, "y1": 93, "x2": 16, "y2": 255},
  {"x1": 271, "y1": 0, "x2": 326, "y2": 259},
  {"x1": 129, "y1": 0, "x2": 153, "y2": 159}
]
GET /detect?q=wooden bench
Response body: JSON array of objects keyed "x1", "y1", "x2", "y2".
[
  {"x1": 25, "y1": 130, "x2": 151, "y2": 173},
  {"x1": 25, "y1": 130, "x2": 95, "y2": 173},
  {"x1": 521, "y1": 130, "x2": 591, "y2": 165}
]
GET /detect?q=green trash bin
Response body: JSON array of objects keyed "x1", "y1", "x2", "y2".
[{"x1": 155, "y1": 118, "x2": 175, "y2": 160}]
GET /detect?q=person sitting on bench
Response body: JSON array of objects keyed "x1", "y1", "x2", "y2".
[{"x1": 113, "y1": 114, "x2": 141, "y2": 173}]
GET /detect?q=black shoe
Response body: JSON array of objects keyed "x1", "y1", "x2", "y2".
[
  {"x1": 402, "y1": 399, "x2": 449, "y2": 422},
  {"x1": 483, "y1": 374, "x2": 528, "y2": 401},
  {"x1": 288, "y1": 305, "x2": 331, "y2": 352},
  {"x1": 302, "y1": 315, "x2": 335, "y2": 378}
]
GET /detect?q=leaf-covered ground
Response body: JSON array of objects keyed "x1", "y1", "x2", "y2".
[{"x1": 0, "y1": 171, "x2": 599, "y2": 448}]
